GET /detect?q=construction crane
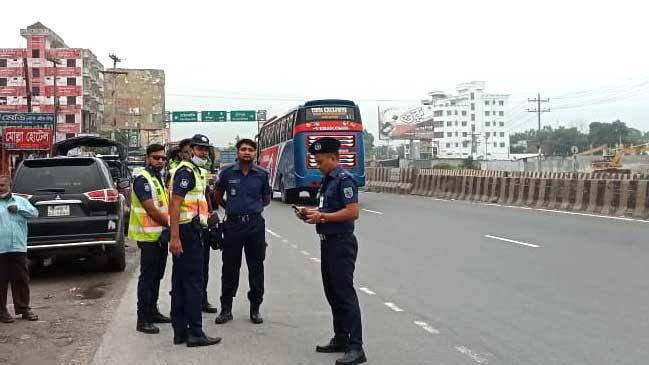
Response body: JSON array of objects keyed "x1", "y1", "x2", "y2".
[{"x1": 591, "y1": 143, "x2": 649, "y2": 173}]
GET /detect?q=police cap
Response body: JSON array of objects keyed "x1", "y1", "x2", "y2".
[
  {"x1": 189, "y1": 134, "x2": 211, "y2": 148},
  {"x1": 308, "y1": 137, "x2": 341, "y2": 154}
]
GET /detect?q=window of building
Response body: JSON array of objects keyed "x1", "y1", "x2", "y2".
[
  {"x1": 446, "y1": 132, "x2": 452, "y2": 137},
  {"x1": 67, "y1": 59, "x2": 76, "y2": 67},
  {"x1": 67, "y1": 78, "x2": 76, "y2": 86},
  {"x1": 471, "y1": 114, "x2": 475, "y2": 121},
  {"x1": 446, "y1": 143, "x2": 451, "y2": 148},
  {"x1": 500, "y1": 143, "x2": 506, "y2": 148},
  {"x1": 485, "y1": 122, "x2": 491, "y2": 127},
  {"x1": 500, "y1": 132, "x2": 505, "y2": 137},
  {"x1": 66, "y1": 96, "x2": 76, "y2": 105},
  {"x1": 499, "y1": 100, "x2": 504, "y2": 106},
  {"x1": 65, "y1": 114, "x2": 75, "y2": 123},
  {"x1": 463, "y1": 132, "x2": 468, "y2": 137},
  {"x1": 455, "y1": 143, "x2": 459, "y2": 147},
  {"x1": 463, "y1": 141, "x2": 469, "y2": 148},
  {"x1": 32, "y1": 68, "x2": 40, "y2": 78},
  {"x1": 0, "y1": 78, "x2": 6, "y2": 87},
  {"x1": 31, "y1": 87, "x2": 40, "y2": 96},
  {"x1": 486, "y1": 132, "x2": 490, "y2": 137},
  {"x1": 434, "y1": 110, "x2": 443, "y2": 117},
  {"x1": 454, "y1": 110, "x2": 458, "y2": 115},
  {"x1": 454, "y1": 121, "x2": 458, "y2": 126},
  {"x1": 446, "y1": 121, "x2": 452, "y2": 127},
  {"x1": 494, "y1": 142, "x2": 498, "y2": 148},
  {"x1": 434, "y1": 132, "x2": 444, "y2": 138},
  {"x1": 446, "y1": 111, "x2": 452, "y2": 116},
  {"x1": 499, "y1": 111, "x2": 504, "y2": 116},
  {"x1": 484, "y1": 101, "x2": 489, "y2": 106},
  {"x1": 0, "y1": 59, "x2": 7, "y2": 67},
  {"x1": 32, "y1": 49, "x2": 40, "y2": 58},
  {"x1": 471, "y1": 124, "x2": 475, "y2": 132},
  {"x1": 471, "y1": 103, "x2": 475, "y2": 111},
  {"x1": 461, "y1": 121, "x2": 467, "y2": 127},
  {"x1": 0, "y1": 97, "x2": 7, "y2": 105},
  {"x1": 470, "y1": 92, "x2": 475, "y2": 100},
  {"x1": 455, "y1": 132, "x2": 459, "y2": 137},
  {"x1": 485, "y1": 111, "x2": 490, "y2": 116},
  {"x1": 499, "y1": 121, "x2": 505, "y2": 127},
  {"x1": 461, "y1": 111, "x2": 467, "y2": 116}
]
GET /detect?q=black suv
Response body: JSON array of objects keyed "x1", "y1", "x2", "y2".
[{"x1": 12, "y1": 157, "x2": 127, "y2": 271}]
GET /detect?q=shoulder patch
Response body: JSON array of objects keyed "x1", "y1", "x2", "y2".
[
  {"x1": 144, "y1": 183, "x2": 151, "y2": 192},
  {"x1": 343, "y1": 186, "x2": 354, "y2": 199},
  {"x1": 180, "y1": 179, "x2": 189, "y2": 189}
]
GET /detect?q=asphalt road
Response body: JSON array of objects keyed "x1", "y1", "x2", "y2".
[{"x1": 92, "y1": 192, "x2": 649, "y2": 364}]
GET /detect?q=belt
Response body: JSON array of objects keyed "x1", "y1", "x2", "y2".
[
  {"x1": 318, "y1": 232, "x2": 353, "y2": 241},
  {"x1": 226, "y1": 213, "x2": 262, "y2": 223}
]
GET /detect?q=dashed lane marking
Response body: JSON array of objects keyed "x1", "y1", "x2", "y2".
[
  {"x1": 281, "y1": 239, "x2": 289, "y2": 243},
  {"x1": 384, "y1": 302, "x2": 404, "y2": 312},
  {"x1": 414, "y1": 321, "x2": 440, "y2": 335},
  {"x1": 266, "y1": 229, "x2": 281, "y2": 238},
  {"x1": 484, "y1": 234, "x2": 541, "y2": 248},
  {"x1": 455, "y1": 346, "x2": 491, "y2": 364},
  {"x1": 362, "y1": 208, "x2": 384, "y2": 215},
  {"x1": 291, "y1": 244, "x2": 298, "y2": 249},
  {"x1": 359, "y1": 287, "x2": 376, "y2": 295},
  {"x1": 310, "y1": 257, "x2": 321, "y2": 263},
  {"x1": 300, "y1": 250, "x2": 311, "y2": 256}
]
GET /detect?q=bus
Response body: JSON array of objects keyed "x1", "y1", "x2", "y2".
[{"x1": 257, "y1": 99, "x2": 365, "y2": 203}]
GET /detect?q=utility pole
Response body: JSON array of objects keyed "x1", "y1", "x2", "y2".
[
  {"x1": 528, "y1": 93, "x2": 550, "y2": 171},
  {"x1": 22, "y1": 58, "x2": 32, "y2": 112},
  {"x1": 100, "y1": 54, "x2": 127, "y2": 141},
  {"x1": 46, "y1": 57, "x2": 61, "y2": 145}
]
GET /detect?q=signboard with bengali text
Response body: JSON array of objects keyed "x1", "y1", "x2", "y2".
[{"x1": 2, "y1": 128, "x2": 52, "y2": 150}]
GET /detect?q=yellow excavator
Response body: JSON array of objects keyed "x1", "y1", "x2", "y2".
[{"x1": 591, "y1": 143, "x2": 649, "y2": 173}]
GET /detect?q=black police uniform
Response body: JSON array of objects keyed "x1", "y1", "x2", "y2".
[
  {"x1": 216, "y1": 162, "x2": 270, "y2": 313},
  {"x1": 132, "y1": 167, "x2": 169, "y2": 326},
  {"x1": 171, "y1": 164, "x2": 206, "y2": 339}
]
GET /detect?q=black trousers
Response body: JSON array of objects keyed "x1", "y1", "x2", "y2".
[
  {"x1": 0, "y1": 252, "x2": 31, "y2": 315},
  {"x1": 320, "y1": 233, "x2": 363, "y2": 350},
  {"x1": 136, "y1": 240, "x2": 168, "y2": 322},
  {"x1": 170, "y1": 223, "x2": 204, "y2": 338},
  {"x1": 202, "y1": 239, "x2": 211, "y2": 305},
  {"x1": 220, "y1": 215, "x2": 266, "y2": 307}
]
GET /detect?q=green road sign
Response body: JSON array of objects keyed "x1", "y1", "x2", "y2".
[
  {"x1": 230, "y1": 110, "x2": 257, "y2": 122},
  {"x1": 172, "y1": 111, "x2": 198, "y2": 122},
  {"x1": 201, "y1": 111, "x2": 227, "y2": 122}
]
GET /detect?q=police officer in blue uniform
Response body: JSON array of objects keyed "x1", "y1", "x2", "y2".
[
  {"x1": 168, "y1": 134, "x2": 221, "y2": 347},
  {"x1": 297, "y1": 137, "x2": 367, "y2": 365},
  {"x1": 214, "y1": 138, "x2": 271, "y2": 325}
]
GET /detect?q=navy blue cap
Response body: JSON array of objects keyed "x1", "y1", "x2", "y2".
[
  {"x1": 190, "y1": 134, "x2": 210, "y2": 147},
  {"x1": 309, "y1": 137, "x2": 341, "y2": 154}
]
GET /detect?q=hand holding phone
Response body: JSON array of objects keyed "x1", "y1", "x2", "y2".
[{"x1": 292, "y1": 205, "x2": 307, "y2": 221}]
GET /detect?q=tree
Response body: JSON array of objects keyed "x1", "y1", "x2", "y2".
[
  {"x1": 363, "y1": 130, "x2": 375, "y2": 160},
  {"x1": 374, "y1": 145, "x2": 396, "y2": 160}
]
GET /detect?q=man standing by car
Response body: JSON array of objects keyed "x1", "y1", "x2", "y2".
[
  {"x1": 128, "y1": 144, "x2": 172, "y2": 334},
  {"x1": 0, "y1": 175, "x2": 39, "y2": 324},
  {"x1": 214, "y1": 138, "x2": 271, "y2": 325},
  {"x1": 168, "y1": 134, "x2": 221, "y2": 347}
]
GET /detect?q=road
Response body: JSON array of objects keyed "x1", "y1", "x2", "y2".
[{"x1": 89, "y1": 191, "x2": 649, "y2": 365}]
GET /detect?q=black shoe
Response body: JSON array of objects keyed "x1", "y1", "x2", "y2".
[
  {"x1": 19, "y1": 310, "x2": 38, "y2": 321},
  {"x1": 250, "y1": 307, "x2": 263, "y2": 324},
  {"x1": 0, "y1": 312, "x2": 14, "y2": 324},
  {"x1": 202, "y1": 302, "x2": 219, "y2": 314},
  {"x1": 173, "y1": 335, "x2": 188, "y2": 345},
  {"x1": 136, "y1": 321, "x2": 160, "y2": 334},
  {"x1": 214, "y1": 310, "x2": 233, "y2": 325},
  {"x1": 316, "y1": 337, "x2": 349, "y2": 353},
  {"x1": 151, "y1": 309, "x2": 171, "y2": 324},
  {"x1": 336, "y1": 349, "x2": 367, "y2": 365},
  {"x1": 186, "y1": 335, "x2": 222, "y2": 347}
]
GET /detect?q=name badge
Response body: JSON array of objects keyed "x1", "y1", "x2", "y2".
[
  {"x1": 319, "y1": 195, "x2": 324, "y2": 209},
  {"x1": 230, "y1": 187, "x2": 237, "y2": 197}
]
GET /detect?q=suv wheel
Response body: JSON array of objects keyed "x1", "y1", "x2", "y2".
[{"x1": 106, "y1": 234, "x2": 126, "y2": 272}]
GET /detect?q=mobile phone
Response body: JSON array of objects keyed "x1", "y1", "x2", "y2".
[{"x1": 292, "y1": 205, "x2": 306, "y2": 220}]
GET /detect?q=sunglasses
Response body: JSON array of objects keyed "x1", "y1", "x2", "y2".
[{"x1": 151, "y1": 156, "x2": 167, "y2": 161}]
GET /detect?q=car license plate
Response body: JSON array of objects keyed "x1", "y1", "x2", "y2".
[{"x1": 48, "y1": 205, "x2": 70, "y2": 217}]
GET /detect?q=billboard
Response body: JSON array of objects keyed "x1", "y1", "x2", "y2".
[
  {"x1": 3, "y1": 128, "x2": 52, "y2": 150},
  {"x1": 378, "y1": 106, "x2": 435, "y2": 140}
]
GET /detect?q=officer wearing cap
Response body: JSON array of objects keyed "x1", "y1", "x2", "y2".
[
  {"x1": 296, "y1": 137, "x2": 367, "y2": 365},
  {"x1": 214, "y1": 138, "x2": 271, "y2": 325},
  {"x1": 168, "y1": 134, "x2": 221, "y2": 347}
]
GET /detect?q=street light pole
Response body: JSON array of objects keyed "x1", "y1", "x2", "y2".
[{"x1": 46, "y1": 57, "x2": 61, "y2": 145}]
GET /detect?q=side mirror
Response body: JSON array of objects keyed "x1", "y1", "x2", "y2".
[{"x1": 117, "y1": 178, "x2": 131, "y2": 190}]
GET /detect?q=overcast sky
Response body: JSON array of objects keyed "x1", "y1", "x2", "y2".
[{"x1": 1, "y1": 0, "x2": 648, "y2": 145}]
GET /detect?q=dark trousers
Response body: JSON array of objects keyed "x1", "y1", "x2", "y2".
[
  {"x1": 202, "y1": 240, "x2": 211, "y2": 305},
  {"x1": 0, "y1": 252, "x2": 31, "y2": 315},
  {"x1": 137, "y1": 240, "x2": 168, "y2": 322},
  {"x1": 320, "y1": 233, "x2": 363, "y2": 350},
  {"x1": 220, "y1": 215, "x2": 266, "y2": 307},
  {"x1": 171, "y1": 223, "x2": 204, "y2": 338}
]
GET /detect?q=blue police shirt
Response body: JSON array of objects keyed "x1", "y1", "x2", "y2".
[
  {"x1": 172, "y1": 167, "x2": 196, "y2": 198},
  {"x1": 133, "y1": 167, "x2": 164, "y2": 202},
  {"x1": 316, "y1": 165, "x2": 359, "y2": 235},
  {"x1": 217, "y1": 163, "x2": 271, "y2": 216}
]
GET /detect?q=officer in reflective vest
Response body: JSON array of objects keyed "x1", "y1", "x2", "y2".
[
  {"x1": 128, "y1": 144, "x2": 172, "y2": 335},
  {"x1": 168, "y1": 134, "x2": 221, "y2": 347},
  {"x1": 296, "y1": 137, "x2": 367, "y2": 365}
]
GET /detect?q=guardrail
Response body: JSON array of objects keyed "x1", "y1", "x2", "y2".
[{"x1": 364, "y1": 168, "x2": 649, "y2": 218}]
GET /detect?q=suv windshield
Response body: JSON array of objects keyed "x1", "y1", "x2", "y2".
[{"x1": 14, "y1": 158, "x2": 109, "y2": 194}]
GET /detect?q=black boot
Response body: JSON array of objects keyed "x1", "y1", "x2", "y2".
[
  {"x1": 202, "y1": 301, "x2": 219, "y2": 314},
  {"x1": 214, "y1": 305, "x2": 233, "y2": 325},
  {"x1": 136, "y1": 320, "x2": 160, "y2": 334},
  {"x1": 151, "y1": 307, "x2": 171, "y2": 324},
  {"x1": 0, "y1": 310, "x2": 14, "y2": 324},
  {"x1": 316, "y1": 336, "x2": 349, "y2": 353},
  {"x1": 186, "y1": 334, "x2": 222, "y2": 347},
  {"x1": 336, "y1": 349, "x2": 367, "y2": 365},
  {"x1": 250, "y1": 304, "x2": 263, "y2": 324}
]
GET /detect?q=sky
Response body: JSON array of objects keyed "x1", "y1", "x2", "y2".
[{"x1": 1, "y1": 0, "x2": 648, "y2": 146}]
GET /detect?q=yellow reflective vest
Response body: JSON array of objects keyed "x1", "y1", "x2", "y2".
[
  {"x1": 128, "y1": 169, "x2": 169, "y2": 242},
  {"x1": 169, "y1": 161, "x2": 208, "y2": 226}
]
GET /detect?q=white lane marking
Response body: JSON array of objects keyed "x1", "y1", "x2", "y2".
[
  {"x1": 484, "y1": 235, "x2": 541, "y2": 248},
  {"x1": 291, "y1": 244, "x2": 298, "y2": 249},
  {"x1": 414, "y1": 321, "x2": 440, "y2": 335},
  {"x1": 266, "y1": 229, "x2": 281, "y2": 238},
  {"x1": 362, "y1": 208, "x2": 384, "y2": 215},
  {"x1": 535, "y1": 208, "x2": 649, "y2": 223},
  {"x1": 310, "y1": 257, "x2": 321, "y2": 263},
  {"x1": 359, "y1": 287, "x2": 376, "y2": 295},
  {"x1": 281, "y1": 239, "x2": 289, "y2": 243},
  {"x1": 300, "y1": 250, "x2": 311, "y2": 256},
  {"x1": 384, "y1": 302, "x2": 404, "y2": 312},
  {"x1": 455, "y1": 346, "x2": 490, "y2": 364}
]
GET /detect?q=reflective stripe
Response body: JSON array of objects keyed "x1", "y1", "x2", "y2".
[{"x1": 169, "y1": 161, "x2": 209, "y2": 226}]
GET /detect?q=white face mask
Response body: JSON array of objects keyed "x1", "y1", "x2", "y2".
[
  {"x1": 191, "y1": 155, "x2": 208, "y2": 167},
  {"x1": 0, "y1": 192, "x2": 10, "y2": 199}
]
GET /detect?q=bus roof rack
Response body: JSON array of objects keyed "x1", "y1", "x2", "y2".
[{"x1": 304, "y1": 99, "x2": 356, "y2": 107}]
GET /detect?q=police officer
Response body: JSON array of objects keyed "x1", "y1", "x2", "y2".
[
  {"x1": 214, "y1": 138, "x2": 271, "y2": 325},
  {"x1": 297, "y1": 137, "x2": 367, "y2": 365},
  {"x1": 168, "y1": 134, "x2": 221, "y2": 347},
  {"x1": 128, "y1": 144, "x2": 172, "y2": 334}
]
